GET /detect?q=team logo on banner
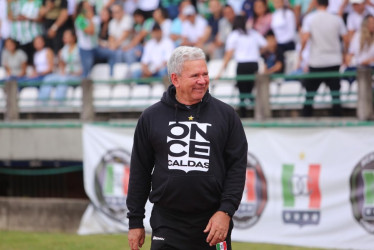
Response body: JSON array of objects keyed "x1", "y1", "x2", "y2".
[
  {"x1": 350, "y1": 152, "x2": 374, "y2": 234},
  {"x1": 281, "y1": 163, "x2": 321, "y2": 226},
  {"x1": 233, "y1": 152, "x2": 267, "y2": 229},
  {"x1": 94, "y1": 149, "x2": 131, "y2": 224},
  {"x1": 167, "y1": 121, "x2": 211, "y2": 173}
]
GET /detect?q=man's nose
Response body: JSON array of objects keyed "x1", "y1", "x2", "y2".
[{"x1": 196, "y1": 75, "x2": 207, "y2": 84}]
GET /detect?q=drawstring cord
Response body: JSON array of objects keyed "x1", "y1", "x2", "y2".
[{"x1": 174, "y1": 104, "x2": 179, "y2": 123}]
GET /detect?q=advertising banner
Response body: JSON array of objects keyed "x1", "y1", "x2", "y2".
[{"x1": 79, "y1": 124, "x2": 374, "y2": 249}]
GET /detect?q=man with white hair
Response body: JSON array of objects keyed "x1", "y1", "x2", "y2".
[{"x1": 127, "y1": 46, "x2": 247, "y2": 250}]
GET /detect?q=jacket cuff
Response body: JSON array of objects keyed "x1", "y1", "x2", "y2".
[
  {"x1": 128, "y1": 217, "x2": 144, "y2": 229},
  {"x1": 218, "y1": 201, "x2": 236, "y2": 218}
]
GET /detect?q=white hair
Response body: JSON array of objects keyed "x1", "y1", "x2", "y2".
[{"x1": 167, "y1": 46, "x2": 206, "y2": 83}]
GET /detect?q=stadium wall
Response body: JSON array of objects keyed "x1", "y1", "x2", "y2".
[{"x1": 0, "y1": 197, "x2": 88, "y2": 233}]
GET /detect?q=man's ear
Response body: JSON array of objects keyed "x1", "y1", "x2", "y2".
[{"x1": 170, "y1": 73, "x2": 179, "y2": 87}]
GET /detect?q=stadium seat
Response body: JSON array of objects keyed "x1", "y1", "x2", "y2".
[
  {"x1": 208, "y1": 59, "x2": 224, "y2": 79},
  {"x1": 72, "y1": 86, "x2": 82, "y2": 107},
  {"x1": 94, "y1": 85, "x2": 112, "y2": 108},
  {"x1": 340, "y1": 80, "x2": 350, "y2": 107},
  {"x1": 284, "y1": 50, "x2": 299, "y2": 75},
  {"x1": 128, "y1": 84, "x2": 151, "y2": 108},
  {"x1": 212, "y1": 82, "x2": 235, "y2": 104},
  {"x1": 347, "y1": 81, "x2": 358, "y2": 108},
  {"x1": 128, "y1": 62, "x2": 142, "y2": 83},
  {"x1": 269, "y1": 81, "x2": 280, "y2": 105},
  {"x1": 113, "y1": 63, "x2": 129, "y2": 80},
  {"x1": 90, "y1": 63, "x2": 111, "y2": 82},
  {"x1": 277, "y1": 81, "x2": 303, "y2": 108},
  {"x1": 0, "y1": 66, "x2": 6, "y2": 80},
  {"x1": 0, "y1": 87, "x2": 5, "y2": 109},
  {"x1": 109, "y1": 84, "x2": 131, "y2": 107},
  {"x1": 313, "y1": 83, "x2": 332, "y2": 109},
  {"x1": 19, "y1": 87, "x2": 39, "y2": 108},
  {"x1": 150, "y1": 83, "x2": 165, "y2": 105},
  {"x1": 226, "y1": 60, "x2": 237, "y2": 78}
]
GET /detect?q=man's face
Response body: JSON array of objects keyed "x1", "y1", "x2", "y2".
[{"x1": 172, "y1": 59, "x2": 209, "y2": 105}]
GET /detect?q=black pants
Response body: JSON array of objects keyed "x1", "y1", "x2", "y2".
[
  {"x1": 302, "y1": 65, "x2": 342, "y2": 117},
  {"x1": 150, "y1": 205, "x2": 233, "y2": 250},
  {"x1": 236, "y1": 62, "x2": 258, "y2": 118}
]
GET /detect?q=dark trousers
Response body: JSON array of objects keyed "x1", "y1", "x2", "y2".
[
  {"x1": 236, "y1": 62, "x2": 258, "y2": 118},
  {"x1": 302, "y1": 65, "x2": 342, "y2": 117},
  {"x1": 150, "y1": 205, "x2": 233, "y2": 250}
]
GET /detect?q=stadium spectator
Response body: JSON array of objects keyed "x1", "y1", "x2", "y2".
[
  {"x1": 26, "y1": 35, "x2": 54, "y2": 88},
  {"x1": 136, "y1": 0, "x2": 160, "y2": 19},
  {"x1": 97, "y1": 7, "x2": 111, "y2": 50},
  {"x1": 95, "y1": 7, "x2": 116, "y2": 73},
  {"x1": 1, "y1": 38, "x2": 27, "y2": 81},
  {"x1": 204, "y1": 0, "x2": 224, "y2": 60},
  {"x1": 216, "y1": 15, "x2": 267, "y2": 117},
  {"x1": 241, "y1": 0, "x2": 255, "y2": 18},
  {"x1": 170, "y1": 0, "x2": 191, "y2": 46},
  {"x1": 123, "y1": 0, "x2": 137, "y2": 15},
  {"x1": 8, "y1": 0, "x2": 43, "y2": 65},
  {"x1": 294, "y1": 0, "x2": 316, "y2": 28},
  {"x1": 300, "y1": 0, "x2": 348, "y2": 117},
  {"x1": 367, "y1": 0, "x2": 374, "y2": 15},
  {"x1": 262, "y1": 30, "x2": 284, "y2": 74},
  {"x1": 160, "y1": 0, "x2": 184, "y2": 20},
  {"x1": 211, "y1": 4, "x2": 236, "y2": 59},
  {"x1": 132, "y1": 23, "x2": 174, "y2": 85},
  {"x1": 227, "y1": 0, "x2": 246, "y2": 14},
  {"x1": 345, "y1": 15, "x2": 374, "y2": 81},
  {"x1": 329, "y1": 0, "x2": 350, "y2": 16},
  {"x1": 247, "y1": 0, "x2": 272, "y2": 36},
  {"x1": 270, "y1": 0, "x2": 297, "y2": 53},
  {"x1": 0, "y1": 0, "x2": 10, "y2": 65},
  {"x1": 153, "y1": 7, "x2": 172, "y2": 38},
  {"x1": 108, "y1": 4, "x2": 133, "y2": 51},
  {"x1": 40, "y1": 0, "x2": 69, "y2": 55},
  {"x1": 346, "y1": 0, "x2": 368, "y2": 42},
  {"x1": 121, "y1": 9, "x2": 154, "y2": 64},
  {"x1": 102, "y1": 3, "x2": 133, "y2": 74},
  {"x1": 75, "y1": 0, "x2": 100, "y2": 77},
  {"x1": 39, "y1": 29, "x2": 82, "y2": 102},
  {"x1": 86, "y1": 0, "x2": 116, "y2": 15},
  {"x1": 181, "y1": 5, "x2": 210, "y2": 48}
]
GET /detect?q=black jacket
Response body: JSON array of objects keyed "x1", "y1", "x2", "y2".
[{"x1": 127, "y1": 85, "x2": 248, "y2": 229}]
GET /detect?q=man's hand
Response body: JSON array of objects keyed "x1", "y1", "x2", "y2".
[
  {"x1": 128, "y1": 228, "x2": 145, "y2": 250},
  {"x1": 204, "y1": 211, "x2": 230, "y2": 247}
]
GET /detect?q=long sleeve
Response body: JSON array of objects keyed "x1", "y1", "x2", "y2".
[
  {"x1": 126, "y1": 115, "x2": 155, "y2": 229},
  {"x1": 219, "y1": 112, "x2": 248, "y2": 217}
]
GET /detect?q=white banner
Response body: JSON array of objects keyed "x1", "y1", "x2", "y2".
[{"x1": 79, "y1": 124, "x2": 374, "y2": 250}]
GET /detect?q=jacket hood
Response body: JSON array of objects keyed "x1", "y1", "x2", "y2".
[{"x1": 161, "y1": 84, "x2": 211, "y2": 122}]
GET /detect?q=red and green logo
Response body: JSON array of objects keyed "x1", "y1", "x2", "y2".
[
  {"x1": 282, "y1": 163, "x2": 321, "y2": 226},
  {"x1": 233, "y1": 152, "x2": 267, "y2": 229},
  {"x1": 350, "y1": 152, "x2": 374, "y2": 234},
  {"x1": 94, "y1": 149, "x2": 131, "y2": 224}
]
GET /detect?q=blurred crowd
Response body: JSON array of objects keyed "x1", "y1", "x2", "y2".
[{"x1": 0, "y1": 0, "x2": 374, "y2": 116}]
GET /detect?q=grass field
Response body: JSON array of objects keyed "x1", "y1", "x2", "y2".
[{"x1": 0, "y1": 231, "x2": 327, "y2": 250}]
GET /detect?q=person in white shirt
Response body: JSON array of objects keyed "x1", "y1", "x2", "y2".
[
  {"x1": 270, "y1": 0, "x2": 296, "y2": 53},
  {"x1": 181, "y1": 5, "x2": 210, "y2": 49},
  {"x1": 102, "y1": 3, "x2": 133, "y2": 74},
  {"x1": 153, "y1": 7, "x2": 172, "y2": 38},
  {"x1": 216, "y1": 15, "x2": 267, "y2": 117},
  {"x1": 345, "y1": 15, "x2": 374, "y2": 82},
  {"x1": 347, "y1": 0, "x2": 368, "y2": 42},
  {"x1": 300, "y1": 0, "x2": 348, "y2": 117},
  {"x1": 132, "y1": 23, "x2": 175, "y2": 85}
]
